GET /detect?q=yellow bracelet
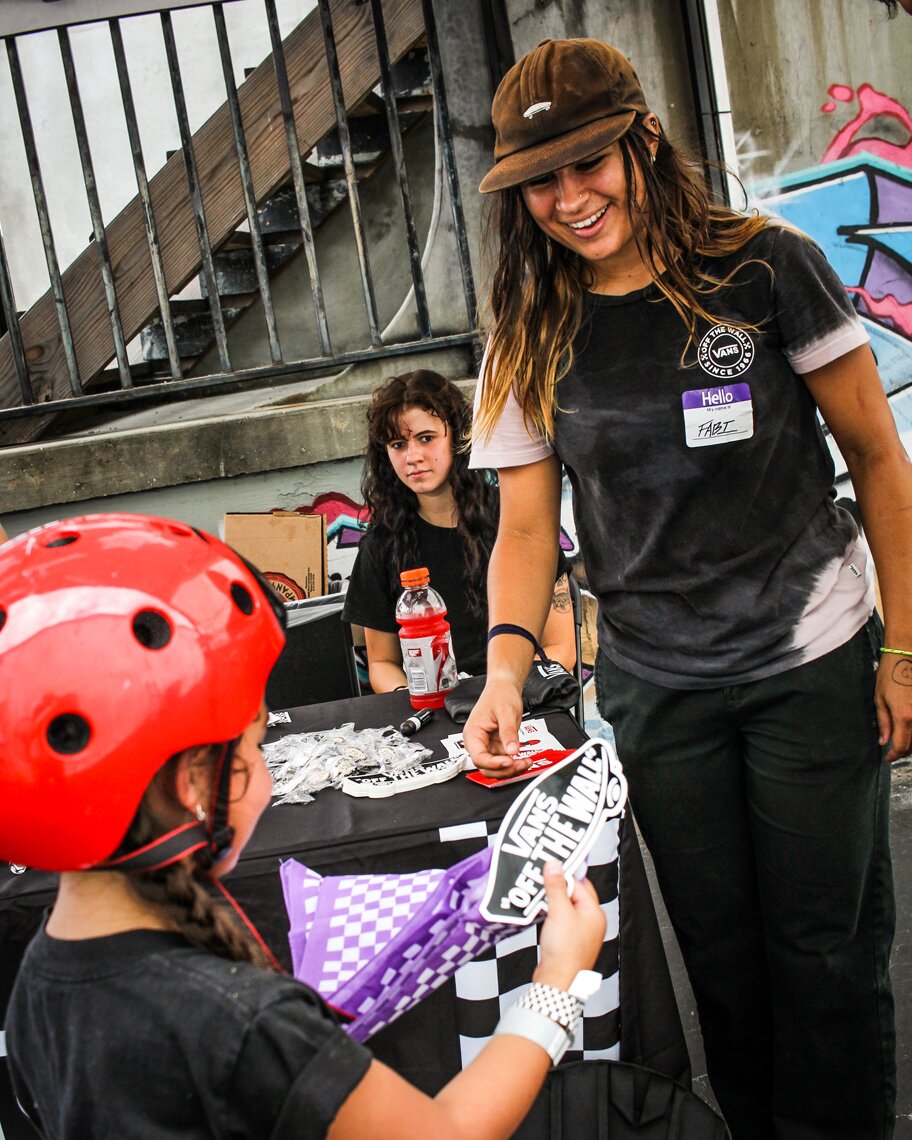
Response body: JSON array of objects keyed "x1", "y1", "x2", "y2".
[{"x1": 879, "y1": 647, "x2": 912, "y2": 657}]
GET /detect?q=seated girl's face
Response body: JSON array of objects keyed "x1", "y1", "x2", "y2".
[{"x1": 385, "y1": 406, "x2": 453, "y2": 495}]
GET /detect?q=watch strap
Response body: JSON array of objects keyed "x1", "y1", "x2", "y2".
[
  {"x1": 516, "y1": 981, "x2": 585, "y2": 1036},
  {"x1": 494, "y1": 1004, "x2": 572, "y2": 1065}
]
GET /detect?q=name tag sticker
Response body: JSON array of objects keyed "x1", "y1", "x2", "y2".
[{"x1": 682, "y1": 383, "x2": 754, "y2": 448}]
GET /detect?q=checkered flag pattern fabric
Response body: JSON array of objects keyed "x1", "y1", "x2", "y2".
[
  {"x1": 440, "y1": 817, "x2": 621, "y2": 1069},
  {"x1": 282, "y1": 847, "x2": 519, "y2": 1042},
  {"x1": 288, "y1": 866, "x2": 444, "y2": 993}
]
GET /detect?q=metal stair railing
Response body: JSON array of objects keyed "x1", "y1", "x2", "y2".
[{"x1": 0, "y1": 0, "x2": 478, "y2": 446}]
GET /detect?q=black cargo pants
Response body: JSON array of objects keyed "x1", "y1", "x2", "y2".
[{"x1": 596, "y1": 617, "x2": 895, "y2": 1139}]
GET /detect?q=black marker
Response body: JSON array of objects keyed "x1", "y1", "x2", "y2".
[{"x1": 400, "y1": 707, "x2": 434, "y2": 736}]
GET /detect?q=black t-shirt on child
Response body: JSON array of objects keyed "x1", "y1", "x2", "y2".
[{"x1": 7, "y1": 926, "x2": 371, "y2": 1139}]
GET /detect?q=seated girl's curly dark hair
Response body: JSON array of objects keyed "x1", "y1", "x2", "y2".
[{"x1": 362, "y1": 370, "x2": 498, "y2": 616}]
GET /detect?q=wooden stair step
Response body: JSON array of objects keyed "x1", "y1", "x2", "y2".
[
  {"x1": 140, "y1": 299, "x2": 245, "y2": 362},
  {"x1": 202, "y1": 240, "x2": 300, "y2": 298},
  {"x1": 311, "y1": 109, "x2": 423, "y2": 170},
  {"x1": 390, "y1": 46, "x2": 431, "y2": 98},
  {"x1": 256, "y1": 178, "x2": 348, "y2": 234}
]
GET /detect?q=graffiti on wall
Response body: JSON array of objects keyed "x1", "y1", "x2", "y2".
[
  {"x1": 294, "y1": 488, "x2": 583, "y2": 590},
  {"x1": 748, "y1": 81, "x2": 912, "y2": 432}
]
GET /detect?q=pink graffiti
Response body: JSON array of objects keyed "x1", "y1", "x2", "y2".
[
  {"x1": 829, "y1": 84, "x2": 855, "y2": 103},
  {"x1": 846, "y1": 287, "x2": 912, "y2": 338},
  {"x1": 822, "y1": 83, "x2": 912, "y2": 165},
  {"x1": 292, "y1": 491, "x2": 368, "y2": 526}
]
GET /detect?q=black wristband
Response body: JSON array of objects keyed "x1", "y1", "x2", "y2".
[{"x1": 487, "y1": 623, "x2": 551, "y2": 664}]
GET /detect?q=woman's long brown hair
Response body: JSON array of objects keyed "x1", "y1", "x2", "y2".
[{"x1": 475, "y1": 115, "x2": 774, "y2": 443}]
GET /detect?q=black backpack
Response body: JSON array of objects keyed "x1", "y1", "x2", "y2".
[{"x1": 514, "y1": 1060, "x2": 729, "y2": 1139}]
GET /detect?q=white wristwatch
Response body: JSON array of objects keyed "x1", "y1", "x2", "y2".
[{"x1": 494, "y1": 970, "x2": 603, "y2": 1065}]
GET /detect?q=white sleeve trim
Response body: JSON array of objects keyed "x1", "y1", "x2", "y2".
[
  {"x1": 785, "y1": 318, "x2": 869, "y2": 375},
  {"x1": 469, "y1": 347, "x2": 554, "y2": 470}
]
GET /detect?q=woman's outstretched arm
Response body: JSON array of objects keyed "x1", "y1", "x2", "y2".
[
  {"x1": 804, "y1": 343, "x2": 912, "y2": 761},
  {"x1": 463, "y1": 455, "x2": 563, "y2": 775}
]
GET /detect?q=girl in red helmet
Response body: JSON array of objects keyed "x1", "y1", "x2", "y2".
[{"x1": 0, "y1": 512, "x2": 605, "y2": 1140}]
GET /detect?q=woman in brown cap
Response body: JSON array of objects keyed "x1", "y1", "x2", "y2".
[{"x1": 465, "y1": 37, "x2": 908, "y2": 1140}]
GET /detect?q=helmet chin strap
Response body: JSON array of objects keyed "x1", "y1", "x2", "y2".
[
  {"x1": 95, "y1": 739, "x2": 283, "y2": 972},
  {"x1": 98, "y1": 738, "x2": 239, "y2": 874}
]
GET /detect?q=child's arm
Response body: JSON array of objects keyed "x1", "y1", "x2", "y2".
[{"x1": 328, "y1": 863, "x2": 606, "y2": 1140}]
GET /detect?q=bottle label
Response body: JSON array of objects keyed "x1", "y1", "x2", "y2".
[{"x1": 401, "y1": 630, "x2": 457, "y2": 696}]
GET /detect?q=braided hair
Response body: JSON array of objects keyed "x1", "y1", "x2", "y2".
[{"x1": 116, "y1": 748, "x2": 275, "y2": 970}]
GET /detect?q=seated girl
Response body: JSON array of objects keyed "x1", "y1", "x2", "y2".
[
  {"x1": 343, "y1": 371, "x2": 575, "y2": 693},
  {"x1": 0, "y1": 513, "x2": 604, "y2": 1139}
]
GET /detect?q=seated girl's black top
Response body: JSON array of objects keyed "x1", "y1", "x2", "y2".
[
  {"x1": 7, "y1": 926, "x2": 371, "y2": 1139},
  {"x1": 342, "y1": 515, "x2": 568, "y2": 676}
]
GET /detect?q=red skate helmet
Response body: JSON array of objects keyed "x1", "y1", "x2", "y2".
[{"x1": 0, "y1": 513, "x2": 286, "y2": 871}]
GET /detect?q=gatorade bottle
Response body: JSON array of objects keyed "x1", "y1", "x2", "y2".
[{"x1": 396, "y1": 567, "x2": 458, "y2": 709}]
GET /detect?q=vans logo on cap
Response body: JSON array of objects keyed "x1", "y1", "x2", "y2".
[{"x1": 523, "y1": 101, "x2": 552, "y2": 119}]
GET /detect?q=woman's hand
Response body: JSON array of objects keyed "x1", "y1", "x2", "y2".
[
  {"x1": 535, "y1": 862, "x2": 606, "y2": 988},
  {"x1": 875, "y1": 654, "x2": 912, "y2": 762},
  {"x1": 463, "y1": 677, "x2": 527, "y2": 776}
]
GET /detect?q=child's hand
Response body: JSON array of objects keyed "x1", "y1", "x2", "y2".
[{"x1": 534, "y1": 861, "x2": 606, "y2": 990}]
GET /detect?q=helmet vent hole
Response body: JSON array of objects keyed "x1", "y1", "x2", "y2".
[
  {"x1": 191, "y1": 527, "x2": 209, "y2": 543},
  {"x1": 47, "y1": 713, "x2": 91, "y2": 755},
  {"x1": 0, "y1": 607, "x2": 6, "y2": 634},
  {"x1": 45, "y1": 534, "x2": 78, "y2": 549},
  {"x1": 132, "y1": 610, "x2": 173, "y2": 650},
  {"x1": 231, "y1": 582, "x2": 254, "y2": 615}
]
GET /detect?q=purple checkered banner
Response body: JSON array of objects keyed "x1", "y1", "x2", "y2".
[{"x1": 281, "y1": 848, "x2": 516, "y2": 1042}]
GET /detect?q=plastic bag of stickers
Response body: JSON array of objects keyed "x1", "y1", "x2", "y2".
[{"x1": 513, "y1": 1060, "x2": 729, "y2": 1139}]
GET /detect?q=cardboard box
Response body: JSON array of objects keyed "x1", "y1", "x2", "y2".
[{"x1": 224, "y1": 511, "x2": 327, "y2": 602}]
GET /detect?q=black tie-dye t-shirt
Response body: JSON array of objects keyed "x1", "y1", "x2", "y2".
[{"x1": 470, "y1": 225, "x2": 874, "y2": 688}]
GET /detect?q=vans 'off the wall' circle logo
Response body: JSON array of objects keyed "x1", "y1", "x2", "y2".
[{"x1": 698, "y1": 325, "x2": 754, "y2": 379}]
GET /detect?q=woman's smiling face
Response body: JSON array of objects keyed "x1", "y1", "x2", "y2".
[{"x1": 520, "y1": 141, "x2": 651, "y2": 288}]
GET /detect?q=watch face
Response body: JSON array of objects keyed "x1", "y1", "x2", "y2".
[{"x1": 570, "y1": 969, "x2": 602, "y2": 1001}]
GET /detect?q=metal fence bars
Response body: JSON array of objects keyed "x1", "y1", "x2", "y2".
[{"x1": 0, "y1": 0, "x2": 477, "y2": 438}]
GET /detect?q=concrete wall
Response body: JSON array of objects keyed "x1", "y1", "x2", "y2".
[
  {"x1": 504, "y1": 0, "x2": 701, "y2": 157},
  {"x1": 1, "y1": 451, "x2": 367, "y2": 581}
]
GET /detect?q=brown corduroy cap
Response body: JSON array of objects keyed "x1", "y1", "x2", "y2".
[{"x1": 480, "y1": 39, "x2": 649, "y2": 194}]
